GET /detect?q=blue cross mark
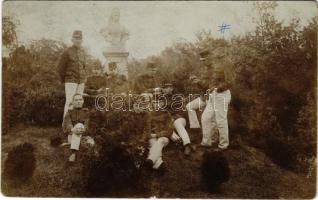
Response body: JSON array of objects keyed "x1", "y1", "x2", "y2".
[{"x1": 218, "y1": 23, "x2": 231, "y2": 34}]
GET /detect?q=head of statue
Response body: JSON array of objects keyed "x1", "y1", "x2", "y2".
[{"x1": 110, "y1": 8, "x2": 120, "y2": 23}]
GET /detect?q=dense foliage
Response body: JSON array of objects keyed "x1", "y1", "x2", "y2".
[
  {"x1": 2, "y1": 4, "x2": 316, "y2": 173},
  {"x1": 3, "y1": 143, "x2": 36, "y2": 185}
]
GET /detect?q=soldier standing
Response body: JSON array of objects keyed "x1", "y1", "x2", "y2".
[{"x1": 58, "y1": 30, "x2": 88, "y2": 120}]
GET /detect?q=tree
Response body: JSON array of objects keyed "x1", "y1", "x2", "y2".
[{"x1": 2, "y1": 16, "x2": 18, "y2": 48}]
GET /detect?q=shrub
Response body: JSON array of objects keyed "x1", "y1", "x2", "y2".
[
  {"x1": 50, "y1": 135, "x2": 62, "y2": 147},
  {"x1": 264, "y1": 137, "x2": 297, "y2": 170},
  {"x1": 3, "y1": 143, "x2": 36, "y2": 184},
  {"x1": 200, "y1": 151, "x2": 230, "y2": 193},
  {"x1": 82, "y1": 135, "x2": 145, "y2": 197}
]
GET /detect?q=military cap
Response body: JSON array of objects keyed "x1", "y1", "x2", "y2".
[
  {"x1": 163, "y1": 83, "x2": 173, "y2": 88},
  {"x1": 212, "y1": 47, "x2": 227, "y2": 59},
  {"x1": 199, "y1": 49, "x2": 210, "y2": 61},
  {"x1": 147, "y1": 61, "x2": 156, "y2": 69},
  {"x1": 153, "y1": 87, "x2": 163, "y2": 95},
  {"x1": 72, "y1": 30, "x2": 83, "y2": 40},
  {"x1": 144, "y1": 88, "x2": 154, "y2": 93}
]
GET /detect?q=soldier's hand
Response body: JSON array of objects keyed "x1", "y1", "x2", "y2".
[
  {"x1": 192, "y1": 78, "x2": 201, "y2": 84},
  {"x1": 171, "y1": 132, "x2": 181, "y2": 143},
  {"x1": 189, "y1": 75, "x2": 197, "y2": 81},
  {"x1": 216, "y1": 87, "x2": 226, "y2": 93},
  {"x1": 97, "y1": 88, "x2": 104, "y2": 93}
]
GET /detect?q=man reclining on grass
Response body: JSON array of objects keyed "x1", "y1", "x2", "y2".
[
  {"x1": 62, "y1": 93, "x2": 95, "y2": 162},
  {"x1": 141, "y1": 92, "x2": 174, "y2": 175}
]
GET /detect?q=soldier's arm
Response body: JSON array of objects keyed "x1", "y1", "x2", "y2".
[
  {"x1": 83, "y1": 108, "x2": 90, "y2": 133},
  {"x1": 216, "y1": 68, "x2": 231, "y2": 93},
  {"x1": 141, "y1": 112, "x2": 151, "y2": 141},
  {"x1": 84, "y1": 79, "x2": 99, "y2": 95},
  {"x1": 58, "y1": 50, "x2": 68, "y2": 83},
  {"x1": 197, "y1": 78, "x2": 210, "y2": 92},
  {"x1": 216, "y1": 81, "x2": 230, "y2": 93},
  {"x1": 158, "y1": 112, "x2": 174, "y2": 138},
  {"x1": 84, "y1": 88, "x2": 98, "y2": 95}
]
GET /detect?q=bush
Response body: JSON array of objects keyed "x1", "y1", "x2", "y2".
[
  {"x1": 82, "y1": 135, "x2": 146, "y2": 197},
  {"x1": 50, "y1": 135, "x2": 62, "y2": 147},
  {"x1": 3, "y1": 39, "x2": 100, "y2": 127},
  {"x1": 264, "y1": 137, "x2": 297, "y2": 170},
  {"x1": 3, "y1": 143, "x2": 36, "y2": 184},
  {"x1": 200, "y1": 151, "x2": 230, "y2": 193}
]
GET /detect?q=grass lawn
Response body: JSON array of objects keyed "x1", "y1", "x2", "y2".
[{"x1": 1, "y1": 125, "x2": 316, "y2": 198}]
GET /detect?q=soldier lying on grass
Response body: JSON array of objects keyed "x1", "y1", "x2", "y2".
[{"x1": 141, "y1": 96, "x2": 174, "y2": 175}]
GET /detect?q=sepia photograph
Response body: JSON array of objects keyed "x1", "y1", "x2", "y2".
[{"x1": 1, "y1": 1, "x2": 317, "y2": 198}]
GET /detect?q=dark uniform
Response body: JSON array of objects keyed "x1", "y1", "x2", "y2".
[
  {"x1": 84, "y1": 75, "x2": 108, "y2": 95},
  {"x1": 144, "y1": 110, "x2": 174, "y2": 139},
  {"x1": 143, "y1": 109, "x2": 173, "y2": 170},
  {"x1": 58, "y1": 46, "x2": 87, "y2": 84},
  {"x1": 188, "y1": 49, "x2": 215, "y2": 98},
  {"x1": 62, "y1": 107, "x2": 90, "y2": 135},
  {"x1": 212, "y1": 61, "x2": 232, "y2": 93},
  {"x1": 134, "y1": 74, "x2": 154, "y2": 93}
]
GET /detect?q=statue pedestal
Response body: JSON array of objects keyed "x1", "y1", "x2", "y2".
[{"x1": 103, "y1": 51, "x2": 129, "y2": 78}]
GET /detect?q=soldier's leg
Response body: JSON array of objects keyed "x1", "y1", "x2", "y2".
[
  {"x1": 148, "y1": 137, "x2": 169, "y2": 169},
  {"x1": 173, "y1": 118, "x2": 191, "y2": 146},
  {"x1": 64, "y1": 82, "x2": 78, "y2": 118},
  {"x1": 186, "y1": 97, "x2": 206, "y2": 128},
  {"x1": 68, "y1": 132, "x2": 82, "y2": 162},
  {"x1": 67, "y1": 134, "x2": 72, "y2": 143},
  {"x1": 214, "y1": 90, "x2": 231, "y2": 149},
  {"x1": 201, "y1": 94, "x2": 217, "y2": 146},
  {"x1": 83, "y1": 136, "x2": 95, "y2": 146},
  {"x1": 76, "y1": 83, "x2": 85, "y2": 95},
  {"x1": 147, "y1": 138, "x2": 157, "y2": 163},
  {"x1": 70, "y1": 133, "x2": 82, "y2": 151}
]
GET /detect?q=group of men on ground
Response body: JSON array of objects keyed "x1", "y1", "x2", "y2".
[{"x1": 58, "y1": 30, "x2": 232, "y2": 173}]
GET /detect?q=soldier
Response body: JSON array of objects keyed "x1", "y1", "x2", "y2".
[
  {"x1": 186, "y1": 49, "x2": 213, "y2": 129},
  {"x1": 133, "y1": 61, "x2": 162, "y2": 93},
  {"x1": 106, "y1": 62, "x2": 128, "y2": 93},
  {"x1": 162, "y1": 83, "x2": 193, "y2": 156},
  {"x1": 62, "y1": 93, "x2": 94, "y2": 162},
  {"x1": 58, "y1": 30, "x2": 88, "y2": 119},
  {"x1": 142, "y1": 97, "x2": 173, "y2": 175},
  {"x1": 201, "y1": 47, "x2": 232, "y2": 151}
]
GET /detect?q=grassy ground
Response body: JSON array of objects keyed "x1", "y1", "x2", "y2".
[{"x1": 1, "y1": 125, "x2": 316, "y2": 198}]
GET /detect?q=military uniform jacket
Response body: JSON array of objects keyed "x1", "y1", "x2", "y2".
[
  {"x1": 62, "y1": 107, "x2": 90, "y2": 135},
  {"x1": 58, "y1": 46, "x2": 87, "y2": 84},
  {"x1": 84, "y1": 75, "x2": 107, "y2": 95},
  {"x1": 212, "y1": 61, "x2": 232, "y2": 93},
  {"x1": 144, "y1": 110, "x2": 174, "y2": 139}
]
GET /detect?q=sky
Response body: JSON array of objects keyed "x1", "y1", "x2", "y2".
[{"x1": 3, "y1": 1, "x2": 317, "y2": 60}]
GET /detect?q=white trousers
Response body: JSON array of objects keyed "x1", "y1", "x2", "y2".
[
  {"x1": 148, "y1": 137, "x2": 169, "y2": 169},
  {"x1": 186, "y1": 97, "x2": 206, "y2": 128},
  {"x1": 68, "y1": 134, "x2": 95, "y2": 151},
  {"x1": 201, "y1": 90, "x2": 231, "y2": 149},
  {"x1": 173, "y1": 118, "x2": 191, "y2": 146}
]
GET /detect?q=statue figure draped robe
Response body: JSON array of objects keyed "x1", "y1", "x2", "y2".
[
  {"x1": 100, "y1": 8, "x2": 129, "y2": 52},
  {"x1": 100, "y1": 8, "x2": 130, "y2": 78}
]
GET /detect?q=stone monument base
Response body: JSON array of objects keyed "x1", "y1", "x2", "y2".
[{"x1": 103, "y1": 51, "x2": 129, "y2": 78}]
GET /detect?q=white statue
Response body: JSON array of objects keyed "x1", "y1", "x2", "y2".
[{"x1": 100, "y1": 8, "x2": 129, "y2": 52}]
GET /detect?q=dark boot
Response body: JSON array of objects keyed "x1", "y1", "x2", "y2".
[
  {"x1": 184, "y1": 144, "x2": 192, "y2": 156},
  {"x1": 155, "y1": 162, "x2": 167, "y2": 177},
  {"x1": 142, "y1": 159, "x2": 154, "y2": 171}
]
